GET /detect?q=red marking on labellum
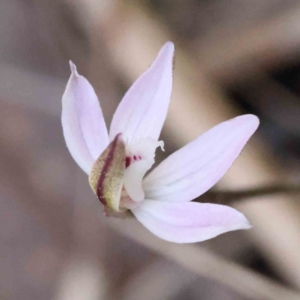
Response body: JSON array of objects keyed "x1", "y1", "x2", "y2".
[
  {"x1": 96, "y1": 133, "x2": 121, "y2": 206},
  {"x1": 126, "y1": 154, "x2": 143, "y2": 168},
  {"x1": 125, "y1": 157, "x2": 131, "y2": 168}
]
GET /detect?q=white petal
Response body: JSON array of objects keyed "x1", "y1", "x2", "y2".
[
  {"x1": 132, "y1": 200, "x2": 251, "y2": 243},
  {"x1": 144, "y1": 115, "x2": 259, "y2": 202},
  {"x1": 124, "y1": 138, "x2": 164, "y2": 202},
  {"x1": 109, "y1": 42, "x2": 174, "y2": 143},
  {"x1": 124, "y1": 160, "x2": 152, "y2": 202},
  {"x1": 62, "y1": 62, "x2": 109, "y2": 174}
]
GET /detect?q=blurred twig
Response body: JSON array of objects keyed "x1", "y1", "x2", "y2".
[
  {"x1": 201, "y1": 183, "x2": 300, "y2": 204},
  {"x1": 191, "y1": 2, "x2": 300, "y2": 85},
  {"x1": 109, "y1": 219, "x2": 300, "y2": 300}
]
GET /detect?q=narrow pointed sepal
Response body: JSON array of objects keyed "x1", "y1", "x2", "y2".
[
  {"x1": 89, "y1": 134, "x2": 126, "y2": 212},
  {"x1": 109, "y1": 42, "x2": 174, "y2": 143},
  {"x1": 62, "y1": 61, "x2": 109, "y2": 174},
  {"x1": 144, "y1": 115, "x2": 259, "y2": 202},
  {"x1": 132, "y1": 201, "x2": 251, "y2": 243}
]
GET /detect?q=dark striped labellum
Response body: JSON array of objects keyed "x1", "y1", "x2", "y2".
[{"x1": 89, "y1": 133, "x2": 125, "y2": 211}]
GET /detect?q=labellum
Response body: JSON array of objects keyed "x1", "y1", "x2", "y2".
[{"x1": 89, "y1": 134, "x2": 126, "y2": 213}]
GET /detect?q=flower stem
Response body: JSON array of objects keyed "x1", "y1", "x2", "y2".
[{"x1": 198, "y1": 183, "x2": 300, "y2": 204}]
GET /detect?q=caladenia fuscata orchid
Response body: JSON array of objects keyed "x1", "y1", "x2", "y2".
[{"x1": 62, "y1": 42, "x2": 259, "y2": 243}]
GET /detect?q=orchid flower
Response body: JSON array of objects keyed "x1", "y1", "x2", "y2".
[{"x1": 62, "y1": 42, "x2": 259, "y2": 243}]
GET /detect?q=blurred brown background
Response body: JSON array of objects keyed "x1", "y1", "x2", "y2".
[{"x1": 2, "y1": 0, "x2": 300, "y2": 299}]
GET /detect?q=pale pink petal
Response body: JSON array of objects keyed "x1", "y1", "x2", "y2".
[
  {"x1": 144, "y1": 115, "x2": 259, "y2": 202},
  {"x1": 62, "y1": 62, "x2": 109, "y2": 174},
  {"x1": 132, "y1": 200, "x2": 251, "y2": 243},
  {"x1": 109, "y1": 42, "x2": 174, "y2": 143}
]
